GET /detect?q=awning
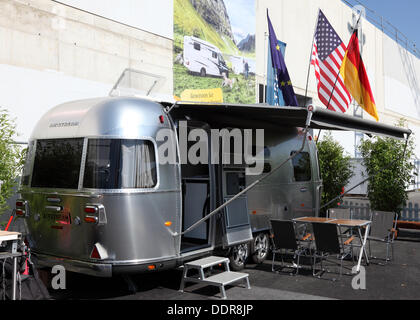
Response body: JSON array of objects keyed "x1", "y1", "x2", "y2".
[{"x1": 168, "y1": 102, "x2": 411, "y2": 140}]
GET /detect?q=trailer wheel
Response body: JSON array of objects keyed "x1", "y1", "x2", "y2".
[
  {"x1": 228, "y1": 243, "x2": 249, "y2": 271},
  {"x1": 200, "y1": 68, "x2": 206, "y2": 77},
  {"x1": 250, "y1": 232, "x2": 270, "y2": 264}
]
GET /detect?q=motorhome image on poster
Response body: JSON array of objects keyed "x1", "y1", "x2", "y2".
[{"x1": 174, "y1": 0, "x2": 256, "y2": 104}]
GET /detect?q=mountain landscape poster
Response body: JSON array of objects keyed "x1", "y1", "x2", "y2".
[{"x1": 173, "y1": 0, "x2": 256, "y2": 104}]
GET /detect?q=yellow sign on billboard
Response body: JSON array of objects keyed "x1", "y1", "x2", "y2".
[{"x1": 180, "y1": 88, "x2": 224, "y2": 103}]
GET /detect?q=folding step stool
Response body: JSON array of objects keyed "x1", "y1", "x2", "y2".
[{"x1": 179, "y1": 256, "x2": 251, "y2": 299}]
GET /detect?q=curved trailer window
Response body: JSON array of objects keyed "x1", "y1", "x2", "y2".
[
  {"x1": 291, "y1": 151, "x2": 311, "y2": 182},
  {"x1": 31, "y1": 138, "x2": 84, "y2": 189},
  {"x1": 83, "y1": 139, "x2": 157, "y2": 189}
]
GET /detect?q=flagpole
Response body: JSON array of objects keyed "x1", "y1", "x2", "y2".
[
  {"x1": 303, "y1": 9, "x2": 322, "y2": 144},
  {"x1": 317, "y1": 14, "x2": 363, "y2": 145},
  {"x1": 303, "y1": 9, "x2": 320, "y2": 108},
  {"x1": 315, "y1": 49, "x2": 346, "y2": 144},
  {"x1": 264, "y1": 31, "x2": 268, "y2": 102}
]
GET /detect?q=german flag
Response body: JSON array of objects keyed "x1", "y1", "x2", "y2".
[{"x1": 340, "y1": 31, "x2": 379, "y2": 121}]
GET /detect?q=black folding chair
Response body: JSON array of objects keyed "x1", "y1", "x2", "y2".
[
  {"x1": 270, "y1": 220, "x2": 313, "y2": 275},
  {"x1": 312, "y1": 222, "x2": 354, "y2": 280}
]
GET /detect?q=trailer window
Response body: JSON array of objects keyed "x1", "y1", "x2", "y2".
[
  {"x1": 20, "y1": 141, "x2": 35, "y2": 186},
  {"x1": 291, "y1": 151, "x2": 311, "y2": 182},
  {"x1": 194, "y1": 42, "x2": 201, "y2": 51},
  {"x1": 83, "y1": 139, "x2": 157, "y2": 189},
  {"x1": 31, "y1": 139, "x2": 84, "y2": 189}
]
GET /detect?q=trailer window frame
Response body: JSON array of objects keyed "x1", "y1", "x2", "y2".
[
  {"x1": 30, "y1": 138, "x2": 85, "y2": 189},
  {"x1": 290, "y1": 151, "x2": 312, "y2": 182},
  {"x1": 82, "y1": 138, "x2": 159, "y2": 191}
]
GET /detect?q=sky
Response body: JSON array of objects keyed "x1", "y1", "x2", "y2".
[
  {"x1": 224, "y1": 0, "x2": 256, "y2": 43},
  {"x1": 354, "y1": 0, "x2": 420, "y2": 51}
]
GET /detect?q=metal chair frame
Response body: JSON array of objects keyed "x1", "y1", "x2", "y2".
[
  {"x1": 270, "y1": 220, "x2": 313, "y2": 276},
  {"x1": 311, "y1": 223, "x2": 355, "y2": 281},
  {"x1": 367, "y1": 211, "x2": 398, "y2": 265},
  {"x1": 327, "y1": 208, "x2": 357, "y2": 259}
]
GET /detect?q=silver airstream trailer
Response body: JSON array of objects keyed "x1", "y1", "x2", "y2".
[{"x1": 16, "y1": 96, "x2": 410, "y2": 277}]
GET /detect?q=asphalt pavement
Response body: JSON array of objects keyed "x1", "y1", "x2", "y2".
[{"x1": 45, "y1": 229, "x2": 420, "y2": 301}]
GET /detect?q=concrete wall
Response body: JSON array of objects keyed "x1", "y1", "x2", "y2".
[
  {"x1": 54, "y1": 0, "x2": 174, "y2": 39},
  {"x1": 0, "y1": 0, "x2": 173, "y2": 142}
]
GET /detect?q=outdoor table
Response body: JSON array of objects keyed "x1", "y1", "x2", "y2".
[
  {"x1": 0, "y1": 230, "x2": 22, "y2": 300},
  {"x1": 292, "y1": 217, "x2": 371, "y2": 273},
  {"x1": 326, "y1": 219, "x2": 371, "y2": 272},
  {"x1": 294, "y1": 217, "x2": 335, "y2": 223}
]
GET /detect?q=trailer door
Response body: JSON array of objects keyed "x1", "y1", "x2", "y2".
[{"x1": 221, "y1": 169, "x2": 253, "y2": 247}]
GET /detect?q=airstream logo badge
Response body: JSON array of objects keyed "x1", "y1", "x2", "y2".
[{"x1": 49, "y1": 121, "x2": 79, "y2": 128}]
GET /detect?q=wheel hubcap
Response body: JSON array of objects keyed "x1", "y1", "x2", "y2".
[
  {"x1": 233, "y1": 244, "x2": 248, "y2": 265},
  {"x1": 255, "y1": 234, "x2": 268, "y2": 258}
]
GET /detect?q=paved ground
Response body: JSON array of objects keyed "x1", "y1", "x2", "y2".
[{"x1": 46, "y1": 229, "x2": 420, "y2": 301}]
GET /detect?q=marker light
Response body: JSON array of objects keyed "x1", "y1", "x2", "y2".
[
  {"x1": 159, "y1": 115, "x2": 165, "y2": 124},
  {"x1": 165, "y1": 221, "x2": 172, "y2": 227},
  {"x1": 90, "y1": 246, "x2": 101, "y2": 259}
]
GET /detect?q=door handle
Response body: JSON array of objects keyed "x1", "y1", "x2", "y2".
[{"x1": 300, "y1": 187, "x2": 308, "y2": 193}]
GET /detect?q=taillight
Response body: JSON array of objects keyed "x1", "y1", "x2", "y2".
[
  {"x1": 16, "y1": 200, "x2": 26, "y2": 217},
  {"x1": 84, "y1": 206, "x2": 98, "y2": 214},
  {"x1": 84, "y1": 205, "x2": 98, "y2": 224},
  {"x1": 16, "y1": 201, "x2": 25, "y2": 207},
  {"x1": 84, "y1": 216, "x2": 98, "y2": 224},
  {"x1": 83, "y1": 204, "x2": 106, "y2": 225}
]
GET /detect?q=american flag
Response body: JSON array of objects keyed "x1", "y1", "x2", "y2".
[{"x1": 311, "y1": 10, "x2": 352, "y2": 113}]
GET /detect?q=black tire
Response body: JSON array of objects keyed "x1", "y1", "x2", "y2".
[
  {"x1": 200, "y1": 68, "x2": 206, "y2": 77},
  {"x1": 228, "y1": 243, "x2": 249, "y2": 271},
  {"x1": 250, "y1": 232, "x2": 270, "y2": 264}
]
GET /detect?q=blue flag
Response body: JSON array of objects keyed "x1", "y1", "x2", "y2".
[
  {"x1": 267, "y1": 40, "x2": 286, "y2": 106},
  {"x1": 267, "y1": 11, "x2": 298, "y2": 106}
]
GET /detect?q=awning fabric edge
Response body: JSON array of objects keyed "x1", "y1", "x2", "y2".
[{"x1": 168, "y1": 102, "x2": 411, "y2": 140}]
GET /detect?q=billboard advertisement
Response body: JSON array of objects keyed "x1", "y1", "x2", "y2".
[{"x1": 173, "y1": 0, "x2": 256, "y2": 104}]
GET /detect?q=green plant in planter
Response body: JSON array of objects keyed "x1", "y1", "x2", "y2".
[
  {"x1": 359, "y1": 119, "x2": 415, "y2": 214},
  {"x1": 0, "y1": 109, "x2": 25, "y2": 222},
  {"x1": 317, "y1": 132, "x2": 354, "y2": 216}
]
